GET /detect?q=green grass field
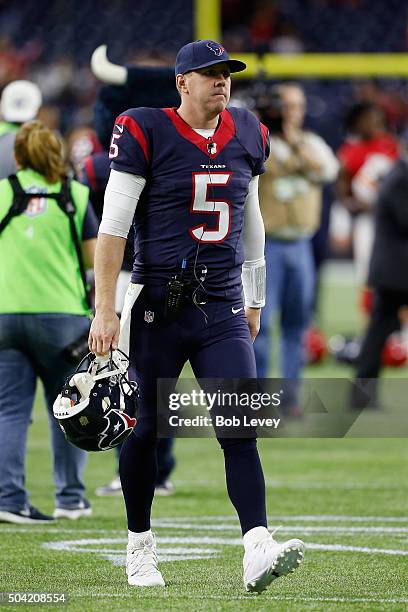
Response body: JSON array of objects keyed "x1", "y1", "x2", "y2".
[{"x1": 1, "y1": 263, "x2": 408, "y2": 611}]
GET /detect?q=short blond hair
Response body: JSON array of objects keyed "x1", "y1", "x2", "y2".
[{"x1": 14, "y1": 120, "x2": 66, "y2": 184}]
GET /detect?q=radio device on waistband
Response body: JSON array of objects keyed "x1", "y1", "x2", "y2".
[{"x1": 164, "y1": 259, "x2": 187, "y2": 319}]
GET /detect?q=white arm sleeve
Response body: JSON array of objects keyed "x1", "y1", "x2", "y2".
[
  {"x1": 242, "y1": 175, "x2": 265, "y2": 261},
  {"x1": 242, "y1": 175, "x2": 266, "y2": 308},
  {"x1": 99, "y1": 169, "x2": 146, "y2": 238}
]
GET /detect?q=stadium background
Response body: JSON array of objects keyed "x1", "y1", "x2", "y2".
[{"x1": 1, "y1": 0, "x2": 408, "y2": 609}]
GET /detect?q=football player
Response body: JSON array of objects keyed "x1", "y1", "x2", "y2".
[{"x1": 89, "y1": 40, "x2": 305, "y2": 592}]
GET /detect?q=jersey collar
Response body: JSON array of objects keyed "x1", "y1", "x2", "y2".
[{"x1": 162, "y1": 107, "x2": 236, "y2": 159}]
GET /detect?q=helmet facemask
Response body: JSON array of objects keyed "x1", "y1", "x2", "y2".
[{"x1": 53, "y1": 349, "x2": 138, "y2": 452}]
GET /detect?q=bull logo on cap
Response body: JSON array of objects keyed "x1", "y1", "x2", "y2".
[{"x1": 206, "y1": 42, "x2": 225, "y2": 56}]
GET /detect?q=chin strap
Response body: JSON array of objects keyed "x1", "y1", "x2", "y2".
[
  {"x1": 92, "y1": 350, "x2": 129, "y2": 380},
  {"x1": 242, "y1": 257, "x2": 266, "y2": 308}
]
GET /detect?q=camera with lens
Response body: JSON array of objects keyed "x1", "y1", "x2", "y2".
[
  {"x1": 63, "y1": 331, "x2": 91, "y2": 364},
  {"x1": 250, "y1": 82, "x2": 284, "y2": 135}
]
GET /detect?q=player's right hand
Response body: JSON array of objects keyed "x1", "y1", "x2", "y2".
[{"x1": 88, "y1": 310, "x2": 120, "y2": 356}]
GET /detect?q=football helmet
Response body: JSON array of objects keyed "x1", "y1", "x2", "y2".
[{"x1": 53, "y1": 349, "x2": 138, "y2": 452}]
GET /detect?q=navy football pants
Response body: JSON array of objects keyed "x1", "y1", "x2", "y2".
[{"x1": 119, "y1": 285, "x2": 267, "y2": 535}]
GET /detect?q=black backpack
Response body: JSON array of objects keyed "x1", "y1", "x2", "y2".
[{"x1": 0, "y1": 174, "x2": 91, "y2": 309}]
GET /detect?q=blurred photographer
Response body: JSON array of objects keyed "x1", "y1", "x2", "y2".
[
  {"x1": 351, "y1": 130, "x2": 408, "y2": 408},
  {"x1": 0, "y1": 121, "x2": 98, "y2": 523},
  {"x1": 254, "y1": 83, "x2": 338, "y2": 411}
]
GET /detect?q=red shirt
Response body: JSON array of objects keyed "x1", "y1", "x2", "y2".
[{"x1": 338, "y1": 134, "x2": 399, "y2": 178}]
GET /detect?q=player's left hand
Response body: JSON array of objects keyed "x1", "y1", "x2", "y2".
[{"x1": 245, "y1": 307, "x2": 261, "y2": 342}]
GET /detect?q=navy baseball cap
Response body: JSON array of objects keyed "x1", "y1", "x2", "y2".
[{"x1": 175, "y1": 40, "x2": 246, "y2": 76}]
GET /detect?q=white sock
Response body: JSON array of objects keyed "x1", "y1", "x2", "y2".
[
  {"x1": 243, "y1": 526, "x2": 270, "y2": 549},
  {"x1": 128, "y1": 528, "x2": 153, "y2": 545}
]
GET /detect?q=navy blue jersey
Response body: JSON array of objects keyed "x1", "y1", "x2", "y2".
[
  {"x1": 81, "y1": 151, "x2": 134, "y2": 271},
  {"x1": 81, "y1": 151, "x2": 111, "y2": 220},
  {"x1": 109, "y1": 107, "x2": 269, "y2": 298},
  {"x1": 82, "y1": 203, "x2": 99, "y2": 240}
]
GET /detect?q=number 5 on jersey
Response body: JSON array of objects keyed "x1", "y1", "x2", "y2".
[
  {"x1": 109, "y1": 125, "x2": 124, "y2": 159},
  {"x1": 189, "y1": 172, "x2": 232, "y2": 243}
]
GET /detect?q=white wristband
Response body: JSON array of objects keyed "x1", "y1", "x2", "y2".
[{"x1": 242, "y1": 257, "x2": 266, "y2": 308}]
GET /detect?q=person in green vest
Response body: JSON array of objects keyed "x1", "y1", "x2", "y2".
[
  {"x1": 0, "y1": 120, "x2": 98, "y2": 524},
  {"x1": 0, "y1": 80, "x2": 42, "y2": 180}
]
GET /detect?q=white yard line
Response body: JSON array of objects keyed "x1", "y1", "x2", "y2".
[
  {"x1": 153, "y1": 522, "x2": 408, "y2": 534},
  {"x1": 0, "y1": 527, "x2": 116, "y2": 533},
  {"x1": 42, "y1": 535, "x2": 408, "y2": 557},
  {"x1": 157, "y1": 515, "x2": 408, "y2": 523},
  {"x1": 2, "y1": 513, "x2": 408, "y2": 535},
  {"x1": 79, "y1": 593, "x2": 408, "y2": 604},
  {"x1": 175, "y1": 479, "x2": 407, "y2": 491},
  {"x1": 307, "y1": 542, "x2": 408, "y2": 555}
]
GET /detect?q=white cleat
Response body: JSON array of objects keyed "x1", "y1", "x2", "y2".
[
  {"x1": 53, "y1": 500, "x2": 92, "y2": 520},
  {"x1": 243, "y1": 526, "x2": 305, "y2": 593},
  {"x1": 126, "y1": 531, "x2": 165, "y2": 587},
  {"x1": 154, "y1": 480, "x2": 176, "y2": 497},
  {"x1": 95, "y1": 476, "x2": 122, "y2": 497}
]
